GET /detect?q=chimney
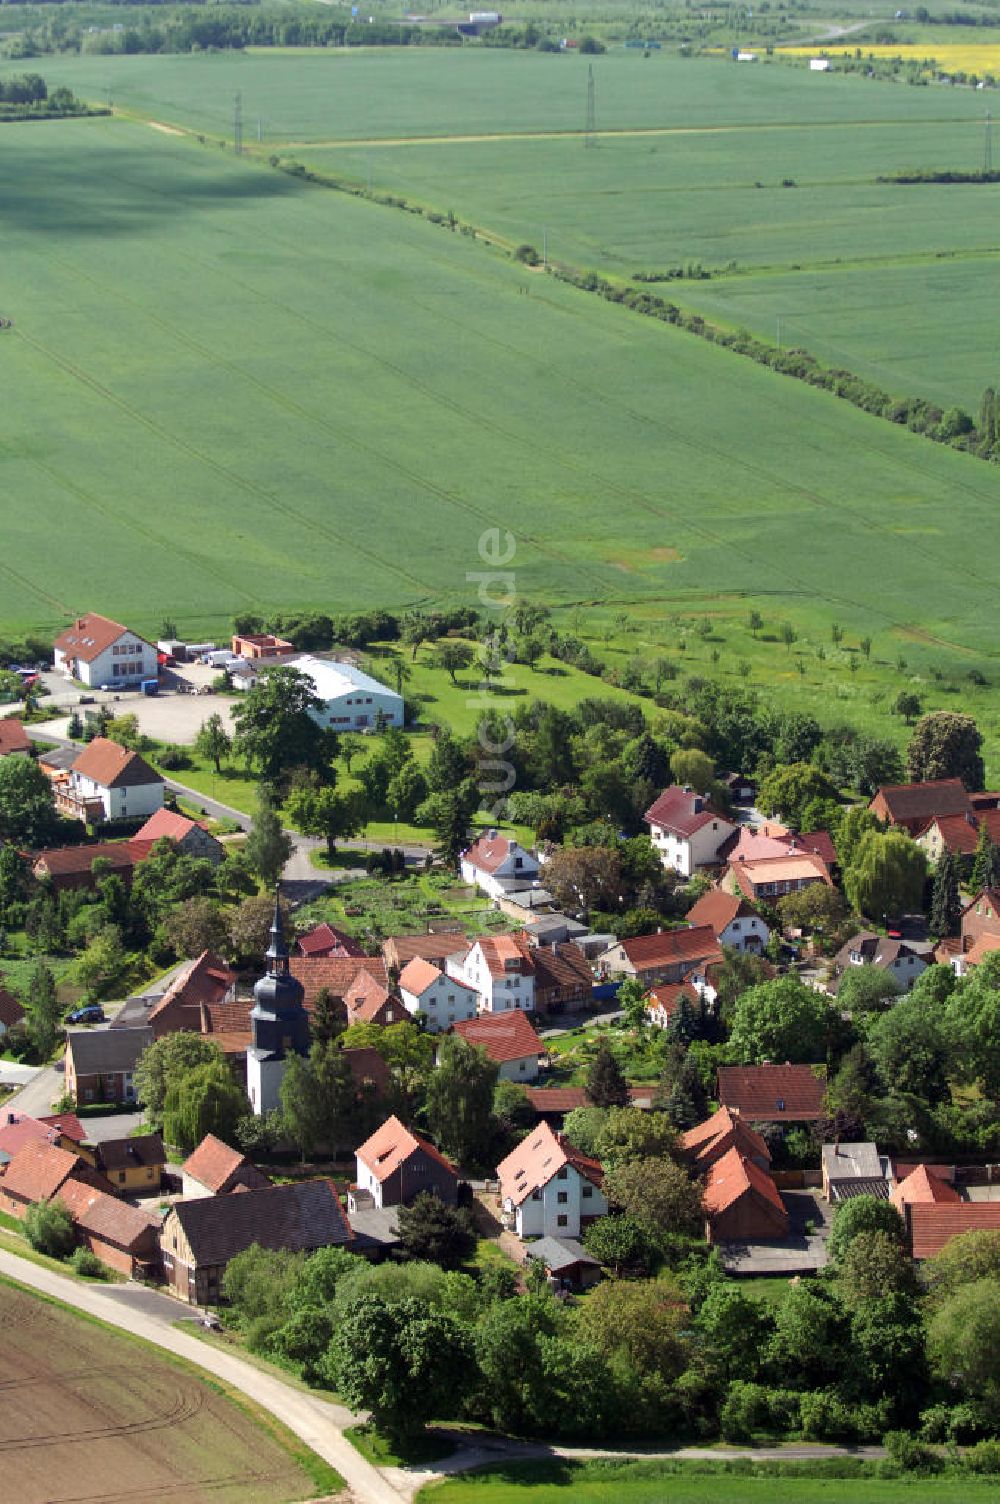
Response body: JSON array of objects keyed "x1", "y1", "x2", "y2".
[
  {"x1": 693, "y1": 796, "x2": 703, "y2": 814},
  {"x1": 508, "y1": 839, "x2": 516, "y2": 853},
  {"x1": 488, "y1": 829, "x2": 498, "y2": 841}
]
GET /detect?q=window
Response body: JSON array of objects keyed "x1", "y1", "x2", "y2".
[
  {"x1": 532, "y1": 1189, "x2": 541, "y2": 1200},
  {"x1": 557, "y1": 1214, "x2": 568, "y2": 1228},
  {"x1": 118, "y1": 1172, "x2": 126, "y2": 1184},
  {"x1": 557, "y1": 1191, "x2": 568, "y2": 1204},
  {"x1": 582, "y1": 1185, "x2": 593, "y2": 1199},
  {"x1": 518, "y1": 1060, "x2": 526, "y2": 1072},
  {"x1": 556, "y1": 1167, "x2": 567, "y2": 1180}
]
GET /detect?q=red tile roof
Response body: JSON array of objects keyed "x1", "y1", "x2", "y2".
[
  {"x1": 530, "y1": 944, "x2": 594, "y2": 995},
  {"x1": 296, "y1": 922, "x2": 365, "y2": 959},
  {"x1": 289, "y1": 956, "x2": 388, "y2": 1006},
  {"x1": 473, "y1": 933, "x2": 535, "y2": 980},
  {"x1": 919, "y1": 810, "x2": 1000, "y2": 857},
  {"x1": 681, "y1": 1105, "x2": 770, "y2": 1169},
  {"x1": 496, "y1": 1120, "x2": 603, "y2": 1207},
  {"x1": 462, "y1": 834, "x2": 533, "y2": 875},
  {"x1": 615, "y1": 925, "x2": 723, "y2": 971},
  {"x1": 148, "y1": 951, "x2": 237, "y2": 1032},
  {"x1": 399, "y1": 957, "x2": 448, "y2": 996},
  {"x1": 891, "y1": 1164, "x2": 961, "y2": 1211},
  {"x1": 644, "y1": 785, "x2": 731, "y2": 838},
  {"x1": 524, "y1": 1086, "x2": 589, "y2": 1115},
  {"x1": 727, "y1": 851, "x2": 831, "y2": 900},
  {"x1": 871, "y1": 778, "x2": 972, "y2": 829},
  {"x1": 685, "y1": 889, "x2": 755, "y2": 935},
  {"x1": 0, "y1": 719, "x2": 30, "y2": 756},
  {"x1": 964, "y1": 934, "x2": 1000, "y2": 968},
  {"x1": 717, "y1": 1064, "x2": 827, "y2": 1122},
  {"x1": 70, "y1": 738, "x2": 162, "y2": 790},
  {"x1": 0, "y1": 1113, "x2": 68, "y2": 1159},
  {"x1": 645, "y1": 981, "x2": 701, "y2": 1024},
  {"x1": 134, "y1": 808, "x2": 208, "y2": 845},
  {"x1": 342, "y1": 971, "x2": 404, "y2": 1027},
  {"x1": 182, "y1": 1134, "x2": 269, "y2": 1195},
  {"x1": 0, "y1": 988, "x2": 25, "y2": 1030},
  {"x1": 53, "y1": 613, "x2": 138, "y2": 664},
  {"x1": 703, "y1": 1145, "x2": 786, "y2": 1219},
  {"x1": 38, "y1": 1112, "x2": 86, "y2": 1143},
  {"x1": 909, "y1": 1203, "x2": 1000, "y2": 1259},
  {"x1": 59, "y1": 1177, "x2": 159, "y2": 1253},
  {"x1": 355, "y1": 1115, "x2": 456, "y2": 1184},
  {"x1": 452, "y1": 1010, "x2": 542, "y2": 1064},
  {"x1": 795, "y1": 829, "x2": 839, "y2": 867},
  {"x1": 32, "y1": 841, "x2": 137, "y2": 881},
  {"x1": 1, "y1": 1139, "x2": 85, "y2": 1203}
]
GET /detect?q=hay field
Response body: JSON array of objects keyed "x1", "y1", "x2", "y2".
[{"x1": 781, "y1": 43, "x2": 1000, "y2": 72}]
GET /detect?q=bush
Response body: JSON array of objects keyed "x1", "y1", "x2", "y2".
[
  {"x1": 514, "y1": 243, "x2": 541, "y2": 265},
  {"x1": 23, "y1": 1198, "x2": 75, "y2": 1259},
  {"x1": 156, "y1": 745, "x2": 192, "y2": 771},
  {"x1": 70, "y1": 1246, "x2": 106, "y2": 1278},
  {"x1": 884, "y1": 1430, "x2": 945, "y2": 1474},
  {"x1": 798, "y1": 1389, "x2": 859, "y2": 1441},
  {"x1": 720, "y1": 1381, "x2": 799, "y2": 1441},
  {"x1": 965, "y1": 1440, "x2": 1000, "y2": 1474}
]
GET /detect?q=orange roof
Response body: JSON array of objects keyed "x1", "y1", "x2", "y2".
[
  {"x1": 59, "y1": 1178, "x2": 159, "y2": 1252},
  {"x1": 452, "y1": 1010, "x2": 542, "y2": 1064},
  {"x1": 0, "y1": 719, "x2": 30, "y2": 756},
  {"x1": 134, "y1": 808, "x2": 208, "y2": 844},
  {"x1": 728, "y1": 852, "x2": 831, "y2": 899},
  {"x1": 355, "y1": 1115, "x2": 456, "y2": 1184},
  {"x1": 342, "y1": 971, "x2": 403, "y2": 1026},
  {"x1": 182, "y1": 1134, "x2": 264, "y2": 1194},
  {"x1": 496, "y1": 1121, "x2": 603, "y2": 1208},
  {"x1": 70, "y1": 738, "x2": 162, "y2": 790},
  {"x1": 615, "y1": 925, "x2": 723, "y2": 971},
  {"x1": 891, "y1": 1164, "x2": 961, "y2": 1211},
  {"x1": 399, "y1": 957, "x2": 448, "y2": 995},
  {"x1": 964, "y1": 934, "x2": 1000, "y2": 969},
  {"x1": 717, "y1": 1064, "x2": 827, "y2": 1122},
  {"x1": 646, "y1": 981, "x2": 701, "y2": 1023},
  {"x1": 53, "y1": 613, "x2": 142, "y2": 664},
  {"x1": 684, "y1": 889, "x2": 754, "y2": 935},
  {"x1": 681, "y1": 1105, "x2": 770, "y2": 1169},
  {"x1": 474, "y1": 933, "x2": 535, "y2": 980},
  {"x1": 703, "y1": 1145, "x2": 786, "y2": 1219},
  {"x1": 148, "y1": 951, "x2": 236, "y2": 1026},
  {"x1": 1, "y1": 1139, "x2": 84, "y2": 1202},
  {"x1": 525, "y1": 1086, "x2": 589, "y2": 1115},
  {"x1": 909, "y1": 1203, "x2": 1000, "y2": 1259}
]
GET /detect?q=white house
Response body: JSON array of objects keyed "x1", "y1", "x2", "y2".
[
  {"x1": 54, "y1": 738, "x2": 164, "y2": 824},
  {"x1": 643, "y1": 786, "x2": 737, "y2": 878},
  {"x1": 291, "y1": 654, "x2": 403, "y2": 732},
  {"x1": 829, "y1": 932, "x2": 929, "y2": 996},
  {"x1": 398, "y1": 957, "x2": 479, "y2": 1033},
  {"x1": 354, "y1": 1115, "x2": 458, "y2": 1209},
  {"x1": 460, "y1": 832, "x2": 539, "y2": 899},
  {"x1": 451, "y1": 1010, "x2": 543, "y2": 1082},
  {"x1": 447, "y1": 934, "x2": 535, "y2": 1014},
  {"x1": 496, "y1": 1121, "x2": 607, "y2": 1240},
  {"x1": 684, "y1": 889, "x2": 771, "y2": 955},
  {"x1": 53, "y1": 613, "x2": 157, "y2": 690}
]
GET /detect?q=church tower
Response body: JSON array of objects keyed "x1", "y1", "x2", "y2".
[{"x1": 246, "y1": 889, "x2": 310, "y2": 1115}]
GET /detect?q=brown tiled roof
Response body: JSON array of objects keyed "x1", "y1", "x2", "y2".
[
  {"x1": 96, "y1": 1134, "x2": 165, "y2": 1174},
  {"x1": 964, "y1": 935, "x2": 1000, "y2": 968},
  {"x1": 645, "y1": 981, "x2": 700, "y2": 1025},
  {"x1": 871, "y1": 778, "x2": 972, "y2": 827},
  {"x1": 452, "y1": 1010, "x2": 542, "y2": 1064},
  {"x1": 38, "y1": 1112, "x2": 86, "y2": 1143},
  {"x1": 909, "y1": 1202, "x2": 1000, "y2": 1259},
  {"x1": 684, "y1": 889, "x2": 757, "y2": 935},
  {"x1": 703, "y1": 1146, "x2": 786, "y2": 1220},
  {"x1": 170, "y1": 1179, "x2": 352, "y2": 1264},
  {"x1": 919, "y1": 810, "x2": 1000, "y2": 857},
  {"x1": 496, "y1": 1121, "x2": 603, "y2": 1207},
  {"x1": 462, "y1": 834, "x2": 532, "y2": 875},
  {"x1": 0, "y1": 988, "x2": 25, "y2": 1029},
  {"x1": 382, "y1": 931, "x2": 469, "y2": 969},
  {"x1": 53, "y1": 613, "x2": 137, "y2": 664},
  {"x1": 530, "y1": 944, "x2": 593, "y2": 993},
  {"x1": 182, "y1": 1134, "x2": 268, "y2": 1194},
  {"x1": 296, "y1": 922, "x2": 365, "y2": 958},
  {"x1": 1, "y1": 1139, "x2": 85, "y2": 1202},
  {"x1": 0, "y1": 719, "x2": 30, "y2": 756},
  {"x1": 70, "y1": 738, "x2": 162, "y2": 790},
  {"x1": 643, "y1": 785, "x2": 731, "y2": 838},
  {"x1": 356, "y1": 1115, "x2": 456, "y2": 1184},
  {"x1": 134, "y1": 808, "x2": 210, "y2": 844},
  {"x1": 474, "y1": 933, "x2": 535, "y2": 981},
  {"x1": 524, "y1": 1087, "x2": 589, "y2": 1115},
  {"x1": 342, "y1": 970, "x2": 402, "y2": 1027},
  {"x1": 796, "y1": 830, "x2": 839, "y2": 867},
  {"x1": 681, "y1": 1105, "x2": 770, "y2": 1169},
  {"x1": 0, "y1": 1113, "x2": 67, "y2": 1159},
  {"x1": 289, "y1": 956, "x2": 388, "y2": 1007},
  {"x1": 32, "y1": 842, "x2": 136, "y2": 880},
  {"x1": 717, "y1": 1064, "x2": 827, "y2": 1122},
  {"x1": 891, "y1": 1164, "x2": 960, "y2": 1211},
  {"x1": 614, "y1": 925, "x2": 723, "y2": 971},
  {"x1": 148, "y1": 952, "x2": 237, "y2": 1029},
  {"x1": 59, "y1": 1178, "x2": 159, "y2": 1252}
]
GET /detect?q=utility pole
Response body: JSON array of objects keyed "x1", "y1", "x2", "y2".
[
  {"x1": 985, "y1": 109, "x2": 993, "y2": 174},
  {"x1": 234, "y1": 91, "x2": 243, "y2": 157},
  {"x1": 257, "y1": 117, "x2": 263, "y2": 144},
  {"x1": 543, "y1": 225, "x2": 548, "y2": 267},
  {"x1": 776, "y1": 315, "x2": 781, "y2": 349},
  {"x1": 584, "y1": 64, "x2": 596, "y2": 148}
]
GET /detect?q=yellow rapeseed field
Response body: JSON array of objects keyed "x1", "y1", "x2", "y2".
[{"x1": 780, "y1": 43, "x2": 1000, "y2": 72}]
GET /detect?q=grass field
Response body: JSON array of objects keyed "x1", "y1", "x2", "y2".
[{"x1": 0, "y1": 1279, "x2": 341, "y2": 1503}]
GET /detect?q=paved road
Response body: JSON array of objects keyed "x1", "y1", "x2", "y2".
[{"x1": 0, "y1": 1248, "x2": 401, "y2": 1504}]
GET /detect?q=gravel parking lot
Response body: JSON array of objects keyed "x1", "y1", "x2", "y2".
[{"x1": 35, "y1": 666, "x2": 239, "y2": 747}]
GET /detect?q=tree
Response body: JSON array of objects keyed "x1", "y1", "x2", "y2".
[
  {"x1": 340, "y1": 733, "x2": 365, "y2": 775},
  {"x1": 930, "y1": 845, "x2": 962, "y2": 937},
  {"x1": 560, "y1": 1106, "x2": 608, "y2": 1157},
  {"x1": 758, "y1": 763, "x2": 838, "y2": 829},
  {"x1": 243, "y1": 787, "x2": 293, "y2": 888},
  {"x1": 971, "y1": 821, "x2": 1000, "y2": 895},
  {"x1": 543, "y1": 846, "x2": 622, "y2": 915},
  {"x1": 894, "y1": 691, "x2": 922, "y2": 725},
  {"x1": 327, "y1": 1294, "x2": 474, "y2": 1440},
  {"x1": 286, "y1": 784, "x2": 363, "y2": 860},
  {"x1": 595, "y1": 1107, "x2": 677, "y2": 1170},
  {"x1": 663, "y1": 1052, "x2": 708, "y2": 1129},
  {"x1": 713, "y1": 948, "x2": 770, "y2": 1015},
  {"x1": 777, "y1": 883, "x2": 848, "y2": 939},
  {"x1": 728, "y1": 977, "x2": 831, "y2": 1064},
  {"x1": 837, "y1": 1229, "x2": 919, "y2": 1308},
  {"x1": 75, "y1": 924, "x2": 126, "y2": 1000},
  {"x1": 602, "y1": 1155, "x2": 703, "y2": 1239},
  {"x1": 766, "y1": 1282, "x2": 848, "y2": 1391},
  {"x1": 927, "y1": 1279, "x2": 1000, "y2": 1400},
  {"x1": 835, "y1": 805, "x2": 880, "y2": 870},
  {"x1": 828, "y1": 1195, "x2": 906, "y2": 1264},
  {"x1": 435, "y1": 641, "x2": 474, "y2": 685},
  {"x1": 836, "y1": 965, "x2": 900, "y2": 1014},
  {"x1": 586, "y1": 1039, "x2": 629, "y2": 1108},
  {"x1": 22, "y1": 960, "x2": 61, "y2": 1060},
  {"x1": 163, "y1": 1057, "x2": 249, "y2": 1153},
  {"x1": 426, "y1": 729, "x2": 469, "y2": 794},
  {"x1": 907, "y1": 711, "x2": 985, "y2": 790},
  {"x1": 395, "y1": 1192, "x2": 476, "y2": 1270},
  {"x1": 945, "y1": 953, "x2": 1000, "y2": 1099},
  {"x1": 669, "y1": 747, "x2": 716, "y2": 791},
  {"x1": 863, "y1": 988, "x2": 952, "y2": 1107},
  {"x1": 0, "y1": 842, "x2": 28, "y2": 911},
  {"x1": 231, "y1": 666, "x2": 333, "y2": 780},
  {"x1": 134, "y1": 1032, "x2": 222, "y2": 1126},
  {"x1": 492, "y1": 1078, "x2": 534, "y2": 1136},
  {"x1": 401, "y1": 611, "x2": 431, "y2": 662},
  {"x1": 279, "y1": 1042, "x2": 359, "y2": 1158},
  {"x1": 228, "y1": 893, "x2": 292, "y2": 963},
  {"x1": 195, "y1": 712, "x2": 232, "y2": 774},
  {"x1": 164, "y1": 896, "x2": 228, "y2": 959},
  {"x1": 385, "y1": 763, "x2": 428, "y2": 822},
  {"x1": 425, "y1": 1035, "x2": 497, "y2": 1164},
  {"x1": 310, "y1": 986, "x2": 344, "y2": 1046},
  {"x1": 923, "y1": 1229, "x2": 1000, "y2": 1303},
  {"x1": 473, "y1": 1294, "x2": 561, "y2": 1435},
  {"x1": 843, "y1": 830, "x2": 927, "y2": 922},
  {"x1": 0, "y1": 756, "x2": 57, "y2": 847},
  {"x1": 576, "y1": 1276, "x2": 690, "y2": 1387},
  {"x1": 582, "y1": 1214, "x2": 657, "y2": 1275},
  {"x1": 23, "y1": 1198, "x2": 75, "y2": 1259},
  {"x1": 415, "y1": 781, "x2": 479, "y2": 864},
  {"x1": 617, "y1": 977, "x2": 648, "y2": 1031},
  {"x1": 696, "y1": 1282, "x2": 774, "y2": 1380}
]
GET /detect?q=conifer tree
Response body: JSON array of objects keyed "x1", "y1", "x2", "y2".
[
  {"x1": 587, "y1": 1038, "x2": 629, "y2": 1108},
  {"x1": 971, "y1": 822, "x2": 1000, "y2": 896},
  {"x1": 930, "y1": 847, "x2": 961, "y2": 937}
]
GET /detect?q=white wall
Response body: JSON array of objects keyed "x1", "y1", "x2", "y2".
[
  {"x1": 60, "y1": 632, "x2": 157, "y2": 689},
  {"x1": 511, "y1": 1165, "x2": 607, "y2": 1239},
  {"x1": 401, "y1": 973, "x2": 478, "y2": 1033},
  {"x1": 71, "y1": 771, "x2": 164, "y2": 823},
  {"x1": 355, "y1": 1156, "x2": 384, "y2": 1209},
  {"x1": 497, "y1": 1052, "x2": 539, "y2": 1083},
  {"x1": 448, "y1": 944, "x2": 536, "y2": 1014},
  {"x1": 649, "y1": 816, "x2": 734, "y2": 877},
  {"x1": 720, "y1": 914, "x2": 770, "y2": 953},
  {"x1": 181, "y1": 1173, "x2": 213, "y2": 1201},
  {"x1": 247, "y1": 1053, "x2": 286, "y2": 1117}
]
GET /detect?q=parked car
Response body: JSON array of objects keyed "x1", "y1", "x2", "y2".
[{"x1": 66, "y1": 1005, "x2": 105, "y2": 1025}]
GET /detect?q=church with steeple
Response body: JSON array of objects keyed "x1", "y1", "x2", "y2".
[{"x1": 247, "y1": 889, "x2": 311, "y2": 1115}]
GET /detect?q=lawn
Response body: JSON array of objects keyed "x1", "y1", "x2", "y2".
[
  {"x1": 417, "y1": 1457, "x2": 994, "y2": 1503},
  {"x1": 0, "y1": 1279, "x2": 343, "y2": 1503}
]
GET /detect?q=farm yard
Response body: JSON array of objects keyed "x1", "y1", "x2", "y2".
[{"x1": 0, "y1": 1281, "x2": 337, "y2": 1504}]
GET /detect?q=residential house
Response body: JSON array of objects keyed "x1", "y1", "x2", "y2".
[
  {"x1": 0, "y1": 987, "x2": 25, "y2": 1039},
  {"x1": 354, "y1": 1115, "x2": 458, "y2": 1209},
  {"x1": 685, "y1": 889, "x2": 771, "y2": 955},
  {"x1": 31, "y1": 840, "x2": 141, "y2": 894},
  {"x1": 54, "y1": 738, "x2": 164, "y2": 824},
  {"x1": 596, "y1": 925, "x2": 722, "y2": 986},
  {"x1": 64, "y1": 1027, "x2": 153, "y2": 1107},
  {"x1": 0, "y1": 719, "x2": 30, "y2": 757},
  {"x1": 947, "y1": 888, "x2": 1000, "y2": 977},
  {"x1": 147, "y1": 952, "x2": 238, "y2": 1038},
  {"x1": 524, "y1": 1235, "x2": 602, "y2": 1291},
  {"x1": 58, "y1": 1178, "x2": 161, "y2": 1276},
  {"x1": 821, "y1": 1141, "x2": 891, "y2": 1202},
  {"x1": 828, "y1": 931, "x2": 928, "y2": 996},
  {"x1": 53, "y1": 613, "x2": 157, "y2": 689},
  {"x1": 290, "y1": 654, "x2": 403, "y2": 731},
  {"x1": 496, "y1": 1121, "x2": 607, "y2": 1240},
  {"x1": 161, "y1": 1179, "x2": 353, "y2": 1304},
  {"x1": 339, "y1": 971, "x2": 409, "y2": 1029},
  {"x1": 723, "y1": 771, "x2": 756, "y2": 804},
  {"x1": 399, "y1": 957, "x2": 479, "y2": 1033},
  {"x1": 682, "y1": 1106, "x2": 771, "y2": 1173},
  {"x1": 0, "y1": 1139, "x2": 109, "y2": 1219},
  {"x1": 451, "y1": 1010, "x2": 543, "y2": 1082},
  {"x1": 295, "y1": 922, "x2": 365, "y2": 959},
  {"x1": 723, "y1": 851, "x2": 832, "y2": 903},
  {"x1": 524, "y1": 1086, "x2": 590, "y2": 1122},
  {"x1": 89, "y1": 1134, "x2": 166, "y2": 1195},
  {"x1": 891, "y1": 1163, "x2": 960, "y2": 1214},
  {"x1": 230, "y1": 633, "x2": 295, "y2": 660},
  {"x1": 134, "y1": 808, "x2": 224, "y2": 865},
  {"x1": 643, "y1": 786, "x2": 737, "y2": 877},
  {"x1": 529, "y1": 944, "x2": 594, "y2": 1013},
  {"x1": 0, "y1": 1110, "x2": 84, "y2": 1164},
  {"x1": 869, "y1": 778, "x2": 973, "y2": 835},
  {"x1": 181, "y1": 1133, "x2": 273, "y2": 1199},
  {"x1": 717, "y1": 1064, "x2": 826, "y2": 1123},
  {"x1": 905, "y1": 1202, "x2": 1000, "y2": 1260},
  {"x1": 382, "y1": 930, "x2": 468, "y2": 974},
  {"x1": 645, "y1": 981, "x2": 702, "y2": 1031},
  {"x1": 288, "y1": 956, "x2": 389, "y2": 1009},
  {"x1": 447, "y1": 934, "x2": 536, "y2": 1014},
  {"x1": 702, "y1": 1146, "x2": 788, "y2": 1243},
  {"x1": 460, "y1": 833, "x2": 540, "y2": 900}
]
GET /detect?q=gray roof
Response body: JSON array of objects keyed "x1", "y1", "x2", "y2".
[
  {"x1": 829, "y1": 1177, "x2": 892, "y2": 1203},
  {"x1": 66, "y1": 1026, "x2": 153, "y2": 1075},
  {"x1": 526, "y1": 914, "x2": 590, "y2": 944},
  {"x1": 524, "y1": 1236, "x2": 600, "y2": 1274},
  {"x1": 822, "y1": 1142, "x2": 883, "y2": 1182},
  {"x1": 348, "y1": 1205, "x2": 401, "y2": 1250},
  {"x1": 170, "y1": 1179, "x2": 352, "y2": 1265},
  {"x1": 110, "y1": 996, "x2": 160, "y2": 1030},
  {"x1": 38, "y1": 745, "x2": 79, "y2": 772}
]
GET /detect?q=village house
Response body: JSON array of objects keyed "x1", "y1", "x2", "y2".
[
  {"x1": 868, "y1": 778, "x2": 973, "y2": 835},
  {"x1": 0, "y1": 1139, "x2": 110, "y2": 1219},
  {"x1": 53, "y1": 613, "x2": 158, "y2": 689},
  {"x1": 0, "y1": 719, "x2": 30, "y2": 757},
  {"x1": 682, "y1": 1106, "x2": 771, "y2": 1173},
  {"x1": 134, "y1": 807, "x2": 224, "y2": 865},
  {"x1": 181, "y1": 1134, "x2": 273, "y2": 1199},
  {"x1": 161, "y1": 1179, "x2": 352, "y2": 1304},
  {"x1": 289, "y1": 654, "x2": 403, "y2": 731},
  {"x1": 891, "y1": 1163, "x2": 960, "y2": 1214},
  {"x1": 821, "y1": 1141, "x2": 891, "y2": 1203},
  {"x1": 230, "y1": 633, "x2": 295, "y2": 660},
  {"x1": 529, "y1": 944, "x2": 594, "y2": 1013},
  {"x1": 944, "y1": 888, "x2": 1000, "y2": 977},
  {"x1": 524, "y1": 1236, "x2": 602, "y2": 1291},
  {"x1": 382, "y1": 930, "x2": 468, "y2": 974},
  {"x1": 399, "y1": 957, "x2": 479, "y2": 1032},
  {"x1": 147, "y1": 952, "x2": 238, "y2": 1038},
  {"x1": 0, "y1": 987, "x2": 25, "y2": 1040},
  {"x1": 64, "y1": 1026, "x2": 153, "y2": 1107},
  {"x1": 86, "y1": 1133, "x2": 166, "y2": 1195},
  {"x1": 451, "y1": 1009, "x2": 543, "y2": 1082},
  {"x1": 723, "y1": 850, "x2": 832, "y2": 903},
  {"x1": 288, "y1": 955, "x2": 390, "y2": 1009},
  {"x1": 338, "y1": 970, "x2": 409, "y2": 1029},
  {"x1": 524, "y1": 1086, "x2": 590, "y2": 1123},
  {"x1": 645, "y1": 980, "x2": 702, "y2": 1031},
  {"x1": 295, "y1": 921, "x2": 365, "y2": 959},
  {"x1": 59, "y1": 1178, "x2": 161, "y2": 1277},
  {"x1": 31, "y1": 840, "x2": 141, "y2": 894},
  {"x1": 496, "y1": 1121, "x2": 607, "y2": 1240},
  {"x1": 447, "y1": 934, "x2": 536, "y2": 1014},
  {"x1": 643, "y1": 786, "x2": 737, "y2": 877},
  {"x1": 354, "y1": 1115, "x2": 458, "y2": 1210},
  {"x1": 53, "y1": 738, "x2": 165, "y2": 825},
  {"x1": 905, "y1": 1202, "x2": 1000, "y2": 1260},
  {"x1": 0, "y1": 1110, "x2": 84, "y2": 1165},
  {"x1": 702, "y1": 1146, "x2": 788, "y2": 1243},
  {"x1": 827, "y1": 931, "x2": 928, "y2": 996},
  {"x1": 717, "y1": 1063, "x2": 827, "y2": 1124},
  {"x1": 685, "y1": 889, "x2": 771, "y2": 955},
  {"x1": 596, "y1": 925, "x2": 722, "y2": 987},
  {"x1": 460, "y1": 833, "x2": 539, "y2": 900}
]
